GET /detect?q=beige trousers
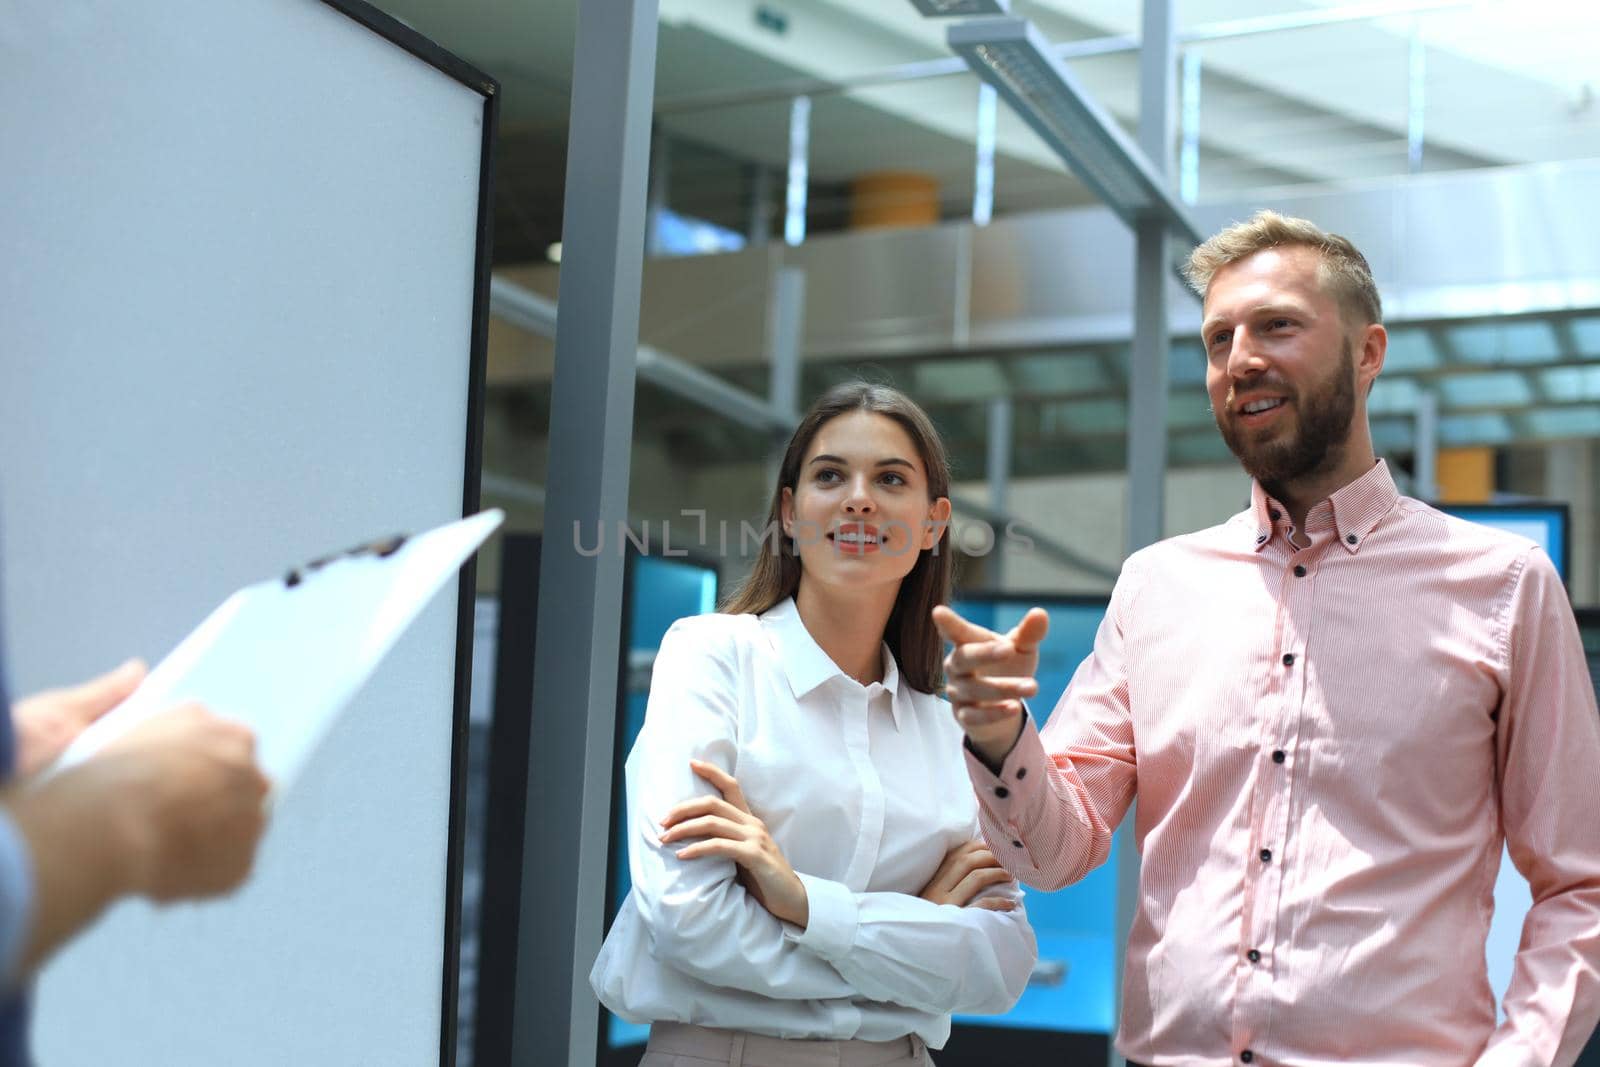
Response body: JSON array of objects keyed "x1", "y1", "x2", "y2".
[{"x1": 639, "y1": 1022, "x2": 935, "y2": 1067}]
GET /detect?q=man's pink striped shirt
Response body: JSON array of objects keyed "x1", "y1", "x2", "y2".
[{"x1": 967, "y1": 461, "x2": 1600, "y2": 1066}]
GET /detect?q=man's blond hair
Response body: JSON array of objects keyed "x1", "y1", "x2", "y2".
[{"x1": 1183, "y1": 210, "x2": 1382, "y2": 327}]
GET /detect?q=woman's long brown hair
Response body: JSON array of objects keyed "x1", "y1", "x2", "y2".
[{"x1": 720, "y1": 382, "x2": 953, "y2": 693}]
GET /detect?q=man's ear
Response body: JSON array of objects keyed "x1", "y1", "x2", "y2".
[{"x1": 1357, "y1": 322, "x2": 1387, "y2": 393}]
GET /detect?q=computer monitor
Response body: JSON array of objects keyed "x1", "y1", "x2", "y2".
[
  {"x1": 1440, "y1": 503, "x2": 1570, "y2": 584},
  {"x1": 1437, "y1": 502, "x2": 1575, "y2": 1021},
  {"x1": 471, "y1": 539, "x2": 718, "y2": 1067},
  {"x1": 601, "y1": 553, "x2": 721, "y2": 1059},
  {"x1": 941, "y1": 593, "x2": 1115, "y2": 1066},
  {"x1": 1577, "y1": 609, "x2": 1600, "y2": 702}
]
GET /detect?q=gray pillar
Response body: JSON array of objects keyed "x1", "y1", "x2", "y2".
[
  {"x1": 646, "y1": 129, "x2": 672, "y2": 256},
  {"x1": 1546, "y1": 441, "x2": 1597, "y2": 605},
  {"x1": 985, "y1": 395, "x2": 1013, "y2": 587},
  {"x1": 973, "y1": 82, "x2": 997, "y2": 225},
  {"x1": 513, "y1": 2, "x2": 659, "y2": 1065},
  {"x1": 747, "y1": 162, "x2": 773, "y2": 247},
  {"x1": 1414, "y1": 390, "x2": 1439, "y2": 501},
  {"x1": 1179, "y1": 50, "x2": 1201, "y2": 205},
  {"x1": 765, "y1": 265, "x2": 806, "y2": 489},
  {"x1": 768, "y1": 266, "x2": 806, "y2": 424},
  {"x1": 1407, "y1": 27, "x2": 1427, "y2": 174},
  {"x1": 785, "y1": 95, "x2": 811, "y2": 246},
  {"x1": 1115, "y1": 3, "x2": 1176, "y2": 1064}
]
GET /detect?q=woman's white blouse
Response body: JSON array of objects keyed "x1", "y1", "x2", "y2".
[{"x1": 589, "y1": 598, "x2": 1037, "y2": 1047}]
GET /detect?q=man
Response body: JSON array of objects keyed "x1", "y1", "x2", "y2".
[
  {"x1": 0, "y1": 640, "x2": 270, "y2": 1064},
  {"x1": 934, "y1": 211, "x2": 1600, "y2": 1066}
]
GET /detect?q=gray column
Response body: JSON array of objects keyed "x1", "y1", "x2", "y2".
[
  {"x1": 1127, "y1": 0, "x2": 1176, "y2": 558},
  {"x1": 1546, "y1": 441, "x2": 1597, "y2": 605},
  {"x1": 765, "y1": 265, "x2": 806, "y2": 483},
  {"x1": 785, "y1": 95, "x2": 812, "y2": 246},
  {"x1": 513, "y1": 2, "x2": 659, "y2": 1065},
  {"x1": 747, "y1": 162, "x2": 773, "y2": 246},
  {"x1": 1179, "y1": 50, "x2": 1201, "y2": 204},
  {"x1": 646, "y1": 129, "x2": 672, "y2": 256},
  {"x1": 1414, "y1": 390, "x2": 1439, "y2": 500},
  {"x1": 1115, "y1": 2, "x2": 1176, "y2": 1064},
  {"x1": 973, "y1": 82, "x2": 997, "y2": 225},
  {"x1": 986, "y1": 395, "x2": 1013, "y2": 587},
  {"x1": 768, "y1": 266, "x2": 806, "y2": 424},
  {"x1": 1408, "y1": 27, "x2": 1427, "y2": 174}
]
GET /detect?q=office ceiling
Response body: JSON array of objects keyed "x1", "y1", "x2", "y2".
[
  {"x1": 373, "y1": 0, "x2": 1600, "y2": 262},
  {"x1": 368, "y1": 0, "x2": 1600, "y2": 472}
]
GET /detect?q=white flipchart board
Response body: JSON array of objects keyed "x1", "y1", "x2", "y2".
[{"x1": 0, "y1": 1, "x2": 492, "y2": 1063}]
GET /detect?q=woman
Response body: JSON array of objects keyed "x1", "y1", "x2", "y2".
[{"x1": 591, "y1": 382, "x2": 1037, "y2": 1067}]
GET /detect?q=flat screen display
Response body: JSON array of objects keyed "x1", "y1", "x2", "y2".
[
  {"x1": 1441, "y1": 503, "x2": 1569, "y2": 582},
  {"x1": 605, "y1": 555, "x2": 720, "y2": 1051},
  {"x1": 950, "y1": 596, "x2": 1117, "y2": 1036}
]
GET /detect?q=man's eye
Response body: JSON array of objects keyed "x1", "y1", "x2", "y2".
[
  {"x1": 1209, "y1": 330, "x2": 1231, "y2": 347},
  {"x1": 1267, "y1": 318, "x2": 1292, "y2": 330}
]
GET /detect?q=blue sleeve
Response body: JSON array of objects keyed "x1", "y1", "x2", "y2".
[{"x1": 0, "y1": 813, "x2": 31, "y2": 983}]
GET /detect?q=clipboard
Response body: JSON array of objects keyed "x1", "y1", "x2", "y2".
[{"x1": 46, "y1": 508, "x2": 505, "y2": 789}]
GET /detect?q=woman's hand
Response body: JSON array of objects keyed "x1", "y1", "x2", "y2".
[
  {"x1": 660, "y1": 759, "x2": 810, "y2": 929},
  {"x1": 918, "y1": 839, "x2": 1018, "y2": 911}
]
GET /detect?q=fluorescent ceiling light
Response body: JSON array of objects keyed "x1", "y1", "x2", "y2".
[
  {"x1": 909, "y1": 0, "x2": 1008, "y2": 15},
  {"x1": 948, "y1": 16, "x2": 1200, "y2": 245}
]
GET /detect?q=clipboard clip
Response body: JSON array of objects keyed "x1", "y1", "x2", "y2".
[{"x1": 284, "y1": 533, "x2": 408, "y2": 588}]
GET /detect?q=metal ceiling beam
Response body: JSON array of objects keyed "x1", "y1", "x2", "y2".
[
  {"x1": 637, "y1": 345, "x2": 797, "y2": 434},
  {"x1": 489, "y1": 275, "x2": 797, "y2": 434},
  {"x1": 489, "y1": 274, "x2": 559, "y2": 336},
  {"x1": 948, "y1": 15, "x2": 1200, "y2": 244}
]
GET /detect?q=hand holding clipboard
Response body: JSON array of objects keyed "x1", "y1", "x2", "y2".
[{"x1": 47, "y1": 508, "x2": 504, "y2": 790}]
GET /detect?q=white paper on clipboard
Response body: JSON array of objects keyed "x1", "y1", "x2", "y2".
[{"x1": 46, "y1": 508, "x2": 505, "y2": 789}]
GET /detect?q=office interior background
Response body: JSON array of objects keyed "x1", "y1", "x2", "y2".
[
  {"x1": 7, "y1": 0, "x2": 1599, "y2": 1064},
  {"x1": 359, "y1": 1, "x2": 1600, "y2": 1065}
]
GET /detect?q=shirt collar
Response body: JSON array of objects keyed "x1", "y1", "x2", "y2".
[
  {"x1": 759, "y1": 596, "x2": 906, "y2": 727},
  {"x1": 1248, "y1": 459, "x2": 1399, "y2": 554}
]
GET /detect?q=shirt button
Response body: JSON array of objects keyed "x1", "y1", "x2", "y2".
[
  {"x1": 1346, "y1": 533, "x2": 1358, "y2": 544},
  {"x1": 1247, "y1": 948, "x2": 1261, "y2": 963},
  {"x1": 995, "y1": 786, "x2": 1010, "y2": 799},
  {"x1": 1011, "y1": 839, "x2": 1024, "y2": 848},
  {"x1": 1016, "y1": 767, "x2": 1027, "y2": 779},
  {"x1": 1282, "y1": 653, "x2": 1296, "y2": 666},
  {"x1": 1241, "y1": 1051, "x2": 1255, "y2": 1064},
  {"x1": 1269, "y1": 509, "x2": 1281, "y2": 521},
  {"x1": 1272, "y1": 750, "x2": 1286, "y2": 763},
  {"x1": 1293, "y1": 564, "x2": 1307, "y2": 577},
  {"x1": 1260, "y1": 848, "x2": 1273, "y2": 863}
]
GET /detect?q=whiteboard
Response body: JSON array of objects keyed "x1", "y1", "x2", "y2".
[{"x1": 0, "y1": 1, "x2": 493, "y2": 1063}]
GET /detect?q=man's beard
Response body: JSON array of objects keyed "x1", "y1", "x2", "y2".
[{"x1": 1216, "y1": 341, "x2": 1357, "y2": 489}]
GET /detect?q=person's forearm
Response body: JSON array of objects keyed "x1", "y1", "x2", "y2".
[
  {"x1": 966, "y1": 715, "x2": 1026, "y2": 772},
  {"x1": 4, "y1": 769, "x2": 134, "y2": 978},
  {"x1": 792, "y1": 877, "x2": 1037, "y2": 1016}
]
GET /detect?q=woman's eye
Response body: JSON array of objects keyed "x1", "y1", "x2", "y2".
[
  {"x1": 815, "y1": 468, "x2": 842, "y2": 484},
  {"x1": 880, "y1": 472, "x2": 907, "y2": 487}
]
